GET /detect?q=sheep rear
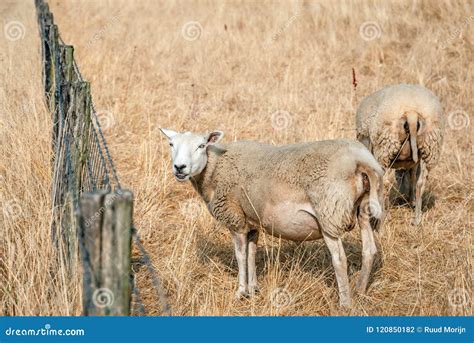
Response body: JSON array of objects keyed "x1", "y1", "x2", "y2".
[{"x1": 406, "y1": 111, "x2": 419, "y2": 163}]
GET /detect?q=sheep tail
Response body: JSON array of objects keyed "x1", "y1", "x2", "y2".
[
  {"x1": 358, "y1": 164, "x2": 385, "y2": 231},
  {"x1": 406, "y1": 111, "x2": 418, "y2": 163},
  {"x1": 367, "y1": 169, "x2": 383, "y2": 220}
]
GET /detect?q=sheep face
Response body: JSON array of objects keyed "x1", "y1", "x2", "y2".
[{"x1": 160, "y1": 128, "x2": 224, "y2": 182}]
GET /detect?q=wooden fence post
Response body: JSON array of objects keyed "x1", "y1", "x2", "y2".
[
  {"x1": 70, "y1": 81, "x2": 91, "y2": 193},
  {"x1": 44, "y1": 21, "x2": 56, "y2": 105},
  {"x1": 102, "y1": 191, "x2": 133, "y2": 316},
  {"x1": 79, "y1": 190, "x2": 133, "y2": 316},
  {"x1": 52, "y1": 80, "x2": 92, "y2": 269},
  {"x1": 60, "y1": 45, "x2": 75, "y2": 83},
  {"x1": 48, "y1": 24, "x2": 59, "y2": 112},
  {"x1": 39, "y1": 6, "x2": 54, "y2": 97},
  {"x1": 52, "y1": 45, "x2": 74, "y2": 152}
]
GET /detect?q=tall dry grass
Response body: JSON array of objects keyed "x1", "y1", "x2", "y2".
[
  {"x1": 0, "y1": 0, "x2": 81, "y2": 315},
  {"x1": 1, "y1": 0, "x2": 472, "y2": 316}
]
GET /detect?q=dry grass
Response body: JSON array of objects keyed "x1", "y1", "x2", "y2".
[{"x1": 1, "y1": 0, "x2": 472, "y2": 316}]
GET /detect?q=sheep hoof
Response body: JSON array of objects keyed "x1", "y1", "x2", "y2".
[
  {"x1": 235, "y1": 288, "x2": 250, "y2": 300},
  {"x1": 411, "y1": 216, "x2": 421, "y2": 226},
  {"x1": 355, "y1": 283, "x2": 367, "y2": 295},
  {"x1": 248, "y1": 285, "x2": 260, "y2": 296},
  {"x1": 339, "y1": 299, "x2": 352, "y2": 310}
]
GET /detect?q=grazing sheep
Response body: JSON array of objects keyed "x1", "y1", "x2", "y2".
[
  {"x1": 160, "y1": 128, "x2": 385, "y2": 308},
  {"x1": 356, "y1": 84, "x2": 445, "y2": 225}
]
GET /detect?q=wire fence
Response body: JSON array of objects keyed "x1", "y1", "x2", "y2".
[{"x1": 35, "y1": 0, "x2": 170, "y2": 315}]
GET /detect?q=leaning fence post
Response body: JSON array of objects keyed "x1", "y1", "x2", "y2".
[{"x1": 79, "y1": 190, "x2": 133, "y2": 316}]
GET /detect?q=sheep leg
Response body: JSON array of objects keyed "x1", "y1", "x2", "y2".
[
  {"x1": 356, "y1": 211, "x2": 377, "y2": 294},
  {"x1": 323, "y1": 233, "x2": 351, "y2": 308},
  {"x1": 409, "y1": 164, "x2": 419, "y2": 207},
  {"x1": 231, "y1": 231, "x2": 249, "y2": 299},
  {"x1": 412, "y1": 160, "x2": 427, "y2": 226},
  {"x1": 247, "y1": 229, "x2": 259, "y2": 295},
  {"x1": 395, "y1": 169, "x2": 411, "y2": 204}
]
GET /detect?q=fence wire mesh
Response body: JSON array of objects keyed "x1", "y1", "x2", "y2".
[{"x1": 35, "y1": 0, "x2": 170, "y2": 315}]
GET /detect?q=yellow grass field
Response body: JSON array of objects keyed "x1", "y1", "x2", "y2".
[{"x1": 1, "y1": 0, "x2": 472, "y2": 316}]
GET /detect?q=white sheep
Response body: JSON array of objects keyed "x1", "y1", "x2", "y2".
[
  {"x1": 160, "y1": 129, "x2": 385, "y2": 308},
  {"x1": 356, "y1": 84, "x2": 445, "y2": 225}
]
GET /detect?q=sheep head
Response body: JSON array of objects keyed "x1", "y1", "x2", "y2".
[{"x1": 160, "y1": 128, "x2": 224, "y2": 182}]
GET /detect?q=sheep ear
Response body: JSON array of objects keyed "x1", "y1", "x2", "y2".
[
  {"x1": 206, "y1": 131, "x2": 224, "y2": 145},
  {"x1": 160, "y1": 128, "x2": 178, "y2": 139}
]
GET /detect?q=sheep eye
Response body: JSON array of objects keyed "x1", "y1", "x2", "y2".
[
  {"x1": 169, "y1": 143, "x2": 173, "y2": 147},
  {"x1": 198, "y1": 144, "x2": 206, "y2": 149}
]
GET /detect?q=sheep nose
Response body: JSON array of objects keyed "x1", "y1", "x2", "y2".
[{"x1": 174, "y1": 164, "x2": 187, "y2": 172}]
